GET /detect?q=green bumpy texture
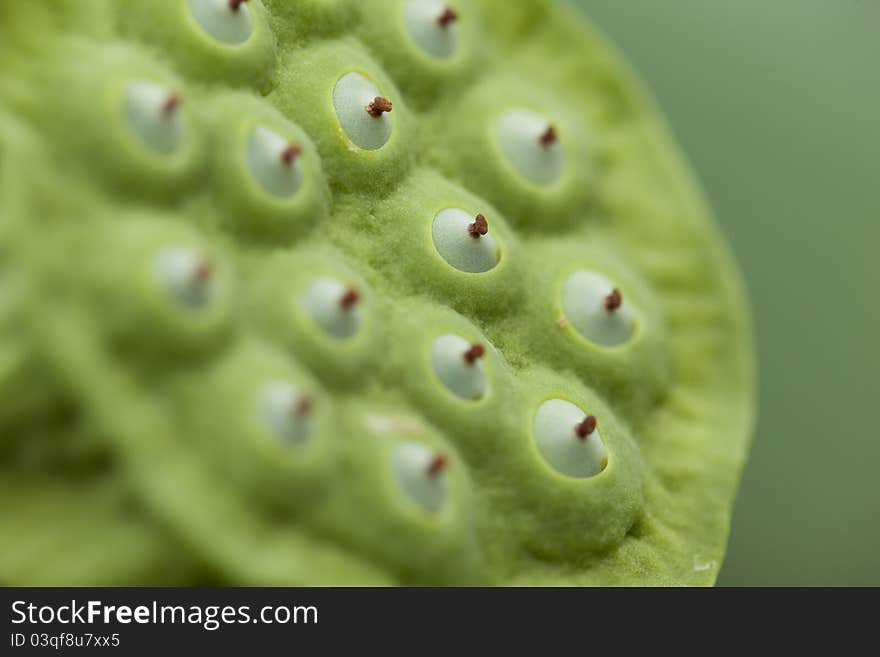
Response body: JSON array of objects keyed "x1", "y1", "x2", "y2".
[{"x1": 0, "y1": 0, "x2": 754, "y2": 585}]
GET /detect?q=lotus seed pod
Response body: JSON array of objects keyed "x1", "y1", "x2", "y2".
[
  {"x1": 432, "y1": 209, "x2": 500, "y2": 274},
  {"x1": 430, "y1": 334, "x2": 487, "y2": 400},
  {"x1": 533, "y1": 398, "x2": 608, "y2": 478},
  {"x1": 356, "y1": 1, "x2": 482, "y2": 108},
  {"x1": 272, "y1": 39, "x2": 417, "y2": 193},
  {"x1": 426, "y1": 73, "x2": 595, "y2": 231},
  {"x1": 174, "y1": 340, "x2": 332, "y2": 513},
  {"x1": 244, "y1": 246, "x2": 386, "y2": 388},
  {"x1": 403, "y1": 1, "x2": 459, "y2": 59},
  {"x1": 204, "y1": 92, "x2": 329, "y2": 242},
  {"x1": 333, "y1": 72, "x2": 394, "y2": 151},
  {"x1": 120, "y1": 0, "x2": 277, "y2": 92},
  {"x1": 25, "y1": 42, "x2": 205, "y2": 199},
  {"x1": 317, "y1": 401, "x2": 486, "y2": 585},
  {"x1": 246, "y1": 126, "x2": 304, "y2": 197},
  {"x1": 496, "y1": 109, "x2": 565, "y2": 186},
  {"x1": 188, "y1": 0, "x2": 254, "y2": 46},
  {"x1": 302, "y1": 278, "x2": 363, "y2": 340},
  {"x1": 124, "y1": 82, "x2": 185, "y2": 155},
  {"x1": 330, "y1": 168, "x2": 525, "y2": 319},
  {"x1": 392, "y1": 442, "x2": 449, "y2": 513},
  {"x1": 0, "y1": 0, "x2": 753, "y2": 586},
  {"x1": 561, "y1": 270, "x2": 634, "y2": 347},
  {"x1": 62, "y1": 214, "x2": 235, "y2": 363},
  {"x1": 516, "y1": 239, "x2": 671, "y2": 418}
]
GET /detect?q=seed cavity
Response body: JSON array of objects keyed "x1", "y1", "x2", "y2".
[
  {"x1": 431, "y1": 333, "x2": 487, "y2": 400},
  {"x1": 124, "y1": 81, "x2": 184, "y2": 155},
  {"x1": 333, "y1": 72, "x2": 393, "y2": 151},
  {"x1": 154, "y1": 247, "x2": 215, "y2": 308},
  {"x1": 560, "y1": 271, "x2": 634, "y2": 347},
  {"x1": 260, "y1": 381, "x2": 314, "y2": 445},
  {"x1": 392, "y1": 442, "x2": 449, "y2": 513},
  {"x1": 496, "y1": 109, "x2": 565, "y2": 185},
  {"x1": 533, "y1": 399, "x2": 608, "y2": 478},
  {"x1": 431, "y1": 208, "x2": 500, "y2": 273},
  {"x1": 188, "y1": 0, "x2": 254, "y2": 45},
  {"x1": 246, "y1": 125, "x2": 304, "y2": 198},
  {"x1": 302, "y1": 277, "x2": 363, "y2": 340},
  {"x1": 403, "y1": 0, "x2": 460, "y2": 59}
]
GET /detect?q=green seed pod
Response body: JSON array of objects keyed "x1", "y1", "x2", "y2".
[
  {"x1": 487, "y1": 366, "x2": 644, "y2": 568},
  {"x1": 174, "y1": 339, "x2": 334, "y2": 514},
  {"x1": 426, "y1": 73, "x2": 596, "y2": 232},
  {"x1": 26, "y1": 41, "x2": 206, "y2": 201},
  {"x1": 243, "y1": 244, "x2": 387, "y2": 389},
  {"x1": 308, "y1": 400, "x2": 486, "y2": 585},
  {"x1": 271, "y1": 39, "x2": 417, "y2": 193},
  {"x1": 72, "y1": 213, "x2": 235, "y2": 364},
  {"x1": 355, "y1": 0, "x2": 483, "y2": 108},
  {"x1": 518, "y1": 238, "x2": 672, "y2": 417},
  {"x1": 383, "y1": 298, "x2": 517, "y2": 459},
  {"x1": 202, "y1": 92, "x2": 330, "y2": 243},
  {"x1": 329, "y1": 168, "x2": 525, "y2": 319},
  {"x1": 0, "y1": 0, "x2": 753, "y2": 586},
  {"x1": 119, "y1": 0, "x2": 277, "y2": 93}
]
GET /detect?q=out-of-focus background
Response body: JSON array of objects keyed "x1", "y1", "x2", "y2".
[{"x1": 573, "y1": 0, "x2": 880, "y2": 585}]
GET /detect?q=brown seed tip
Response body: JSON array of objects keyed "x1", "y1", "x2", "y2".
[
  {"x1": 575, "y1": 415, "x2": 597, "y2": 439},
  {"x1": 539, "y1": 124, "x2": 558, "y2": 147},
  {"x1": 339, "y1": 288, "x2": 360, "y2": 311},
  {"x1": 462, "y1": 343, "x2": 485, "y2": 364},
  {"x1": 556, "y1": 317, "x2": 570, "y2": 329},
  {"x1": 436, "y1": 7, "x2": 458, "y2": 28},
  {"x1": 228, "y1": 0, "x2": 249, "y2": 11},
  {"x1": 192, "y1": 258, "x2": 213, "y2": 285},
  {"x1": 292, "y1": 396, "x2": 313, "y2": 417},
  {"x1": 161, "y1": 94, "x2": 180, "y2": 117},
  {"x1": 280, "y1": 143, "x2": 302, "y2": 166},
  {"x1": 468, "y1": 213, "x2": 489, "y2": 238},
  {"x1": 604, "y1": 288, "x2": 623, "y2": 312},
  {"x1": 426, "y1": 453, "x2": 449, "y2": 477},
  {"x1": 366, "y1": 96, "x2": 393, "y2": 117}
]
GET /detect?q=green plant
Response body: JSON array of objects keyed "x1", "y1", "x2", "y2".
[{"x1": 0, "y1": 0, "x2": 754, "y2": 585}]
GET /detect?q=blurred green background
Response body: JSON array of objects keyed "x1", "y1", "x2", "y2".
[{"x1": 574, "y1": 0, "x2": 880, "y2": 585}]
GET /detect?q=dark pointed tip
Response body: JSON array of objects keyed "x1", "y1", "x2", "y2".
[
  {"x1": 575, "y1": 415, "x2": 597, "y2": 439},
  {"x1": 366, "y1": 96, "x2": 393, "y2": 117},
  {"x1": 192, "y1": 258, "x2": 213, "y2": 285},
  {"x1": 437, "y1": 7, "x2": 458, "y2": 28},
  {"x1": 468, "y1": 213, "x2": 489, "y2": 238},
  {"x1": 604, "y1": 288, "x2": 623, "y2": 312},
  {"x1": 280, "y1": 143, "x2": 302, "y2": 166},
  {"x1": 339, "y1": 288, "x2": 360, "y2": 311},
  {"x1": 462, "y1": 343, "x2": 485, "y2": 364},
  {"x1": 161, "y1": 94, "x2": 180, "y2": 117},
  {"x1": 228, "y1": 0, "x2": 250, "y2": 12},
  {"x1": 292, "y1": 396, "x2": 313, "y2": 417},
  {"x1": 426, "y1": 453, "x2": 449, "y2": 477},
  {"x1": 539, "y1": 124, "x2": 558, "y2": 147}
]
